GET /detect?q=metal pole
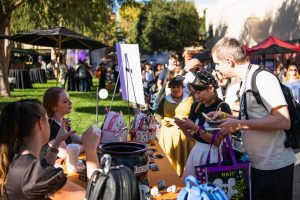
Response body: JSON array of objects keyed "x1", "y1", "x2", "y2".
[{"x1": 96, "y1": 86, "x2": 99, "y2": 124}]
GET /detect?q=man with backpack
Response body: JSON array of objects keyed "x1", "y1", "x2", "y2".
[{"x1": 209, "y1": 37, "x2": 296, "y2": 200}]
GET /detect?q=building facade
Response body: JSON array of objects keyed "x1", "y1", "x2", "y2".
[{"x1": 204, "y1": 0, "x2": 300, "y2": 49}]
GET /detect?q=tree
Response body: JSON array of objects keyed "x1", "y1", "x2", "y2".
[
  {"x1": 0, "y1": 0, "x2": 24, "y2": 97},
  {"x1": 0, "y1": 0, "x2": 116, "y2": 97},
  {"x1": 130, "y1": 0, "x2": 202, "y2": 55},
  {"x1": 119, "y1": 0, "x2": 142, "y2": 42}
]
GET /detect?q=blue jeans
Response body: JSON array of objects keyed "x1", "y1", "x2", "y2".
[
  {"x1": 79, "y1": 78, "x2": 87, "y2": 92},
  {"x1": 251, "y1": 164, "x2": 294, "y2": 200}
]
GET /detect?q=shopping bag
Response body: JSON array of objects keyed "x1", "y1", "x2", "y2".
[
  {"x1": 101, "y1": 111, "x2": 127, "y2": 143},
  {"x1": 194, "y1": 136, "x2": 251, "y2": 200},
  {"x1": 129, "y1": 110, "x2": 157, "y2": 143}
]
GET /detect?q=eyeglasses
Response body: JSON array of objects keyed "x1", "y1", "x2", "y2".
[{"x1": 289, "y1": 69, "x2": 298, "y2": 72}]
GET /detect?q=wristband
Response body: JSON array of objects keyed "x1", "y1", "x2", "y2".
[
  {"x1": 193, "y1": 125, "x2": 205, "y2": 141},
  {"x1": 48, "y1": 146, "x2": 59, "y2": 154}
]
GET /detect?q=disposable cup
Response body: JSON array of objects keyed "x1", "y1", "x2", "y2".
[{"x1": 66, "y1": 143, "x2": 81, "y2": 173}]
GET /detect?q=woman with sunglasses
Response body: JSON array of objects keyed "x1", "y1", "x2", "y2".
[
  {"x1": 155, "y1": 76, "x2": 194, "y2": 177},
  {"x1": 283, "y1": 65, "x2": 300, "y2": 103},
  {"x1": 174, "y1": 71, "x2": 231, "y2": 180},
  {"x1": 0, "y1": 100, "x2": 100, "y2": 200},
  {"x1": 283, "y1": 65, "x2": 300, "y2": 84}
]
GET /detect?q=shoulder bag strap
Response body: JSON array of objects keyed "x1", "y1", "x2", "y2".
[
  {"x1": 194, "y1": 102, "x2": 202, "y2": 115},
  {"x1": 89, "y1": 173, "x2": 109, "y2": 200},
  {"x1": 216, "y1": 101, "x2": 225, "y2": 111}
]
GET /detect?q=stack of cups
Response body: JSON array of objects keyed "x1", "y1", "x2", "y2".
[{"x1": 66, "y1": 143, "x2": 81, "y2": 173}]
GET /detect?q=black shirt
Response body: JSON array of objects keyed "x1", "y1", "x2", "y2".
[
  {"x1": 6, "y1": 154, "x2": 66, "y2": 200},
  {"x1": 49, "y1": 119, "x2": 72, "y2": 144},
  {"x1": 189, "y1": 98, "x2": 232, "y2": 144}
]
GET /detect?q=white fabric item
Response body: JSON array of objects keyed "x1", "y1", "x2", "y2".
[
  {"x1": 239, "y1": 64, "x2": 296, "y2": 170},
  {"x1": 165, "y1": 92, "x2": 190, "y2": 104},
  {"x1": 224, "y1": 77, "x2": 241, "y2": 107},
  {"x1": 182, "y1": 142, "x2": 220, "y2": 181},
  {"x1": 184, "y1": 72, "x2": 195, "y2": 84}
]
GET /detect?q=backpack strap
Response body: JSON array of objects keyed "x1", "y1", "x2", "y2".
[
  {"x1": 250, "y1": 67, "x2": 268, "y2": 111},
  {"x1": 194, "y1": 102, "x2": 202, "y2": 115},
  {"x1": 194, "y1": 101, "x2": 225, "y2": 116},
  {"x1": 216, "y1": 101, "x2": 225, "y2": 111}
]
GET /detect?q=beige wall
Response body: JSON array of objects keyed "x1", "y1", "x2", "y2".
[{"x1": 205, "y1": 0, "x2": 300, "y2": 48}]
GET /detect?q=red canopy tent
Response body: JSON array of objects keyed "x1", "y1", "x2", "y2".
[{"x1": 246, "y1": 35, "x2": 300, "y2": 55}]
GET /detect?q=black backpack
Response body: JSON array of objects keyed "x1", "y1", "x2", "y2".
[
  {"x1": 249, "y1": 67, "x2": 300, "y2": 149},
  {"x1": 85, "y1": 154, "x2": 140, "y2": 200}
]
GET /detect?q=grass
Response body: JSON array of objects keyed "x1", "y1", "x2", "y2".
[{"x1": 0, "y1": 79, "x2": 135, "y2": 134}]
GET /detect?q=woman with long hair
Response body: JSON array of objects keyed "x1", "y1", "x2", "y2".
[
  {"x1": 0, "y1": 100, "x2": 100, "y2": 199},
  {"x1": 174, "y1": 71, "x2": 231, "y2": 180},
  {"x1": 43, "y1": 87, "x2": 82, "y2": 158},
  {"x1": 283, "y1": 65, "x2": 300, "y2": 84},
  {"x1": 283, "y1": 65, "x2": 300, "y2": 103}
]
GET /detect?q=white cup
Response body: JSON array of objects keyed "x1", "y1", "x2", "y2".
[
  {"x1": 66, "y1": 143, "x2": 81, "y2": 173},
  {"x1": 92, "y1": 124, "x2": 102, "y2": 137}
]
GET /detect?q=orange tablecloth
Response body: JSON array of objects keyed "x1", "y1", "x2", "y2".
[{"x1": 67, "y1": 140, "x2": 184, "y2": 199}]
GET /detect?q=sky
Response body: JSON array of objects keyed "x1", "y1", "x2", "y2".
[{"x1": 195, "y1": 0, "x2": 219, "y2": 6}]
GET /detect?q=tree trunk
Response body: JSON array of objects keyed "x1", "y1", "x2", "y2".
[{"x1": 0, "y1": 14, "x2": 13, "y2": 97}]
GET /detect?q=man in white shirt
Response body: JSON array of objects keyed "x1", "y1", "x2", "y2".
[{"x1": 210, "y1": 37, "x2": 295, "y2": 200}]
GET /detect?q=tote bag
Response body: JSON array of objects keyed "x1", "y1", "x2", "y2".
[{"x1": 194, "y1": 136, "x2": 251, "y2": 200}]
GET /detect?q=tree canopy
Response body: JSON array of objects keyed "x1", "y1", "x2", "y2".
[
  {"x1": 128, "y1": 0, "x2": 202, "y2": 54},
  {"x1": 119, "y1": 0, "x2": 143, "y2": 42},
  {"x1": 10, "y1": 0, "x2": 117, "y2": 46}
]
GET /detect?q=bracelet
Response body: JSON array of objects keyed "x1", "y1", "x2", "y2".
[
  {"x1": 48, "y1": 146, "x2": 59, "y2": 154},
  {"x1": 222, "y1": 112, "x2": 227, "y2": 119},
  {"x1": 193, "y1": 125, "x2": 205, "y2": 141}
]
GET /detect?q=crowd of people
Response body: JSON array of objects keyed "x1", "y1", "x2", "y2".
[
  {"x1": 0, "y1": 37, "x2": 298, "y2": 200},
  {"x1": 41, "y1": 58, "x2": 94, "y2": 92},
  {"x1": 152, "y1": 38, "x2": 297, "y2": 200}
]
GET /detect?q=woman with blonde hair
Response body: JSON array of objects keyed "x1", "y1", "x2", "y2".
[
  {"x1": 283, "y1": 65, "x2": 299, "y2": 84},
  {"x1": 283, "y1": 65, "x2": 300, "y2": 103}
]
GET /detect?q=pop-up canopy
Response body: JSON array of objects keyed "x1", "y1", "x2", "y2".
[{"x1": 246, "y1": 35, "x2": 300, "y2": 55}]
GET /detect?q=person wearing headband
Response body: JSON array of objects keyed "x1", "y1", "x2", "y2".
[
  {"x1": 174, "y1": 71, "x2": 231, "y2": 180},
  {"x1": 155, "y1": 75, "x2": 194, "y2": 176}
]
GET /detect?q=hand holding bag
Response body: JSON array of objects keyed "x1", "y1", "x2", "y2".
[{"x1": 194, "y1": 135, "x2": 252, "y2": 200}]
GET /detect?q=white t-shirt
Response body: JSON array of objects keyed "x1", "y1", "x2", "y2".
[{"x1": 239, "y1": 64, "x2": 295, "y2": 170}]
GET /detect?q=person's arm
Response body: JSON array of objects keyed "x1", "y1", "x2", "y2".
[
  {"x1": 219, "y1": 105, "x2": 290, "y2": 135},
  {"x1": 51, "y1": 180, "x2": 85, "y2": 200},
  {"x1": 220, "y1": 72, "x2": 290, "y2": 135},
  {"x1": 45, "y1": 120, "x2": 74, "y2": 165},
  {"x1": 81, "y1": 127, "x2": 100, "y2": 179},
  {"x1": 175, "y1": 118, "x2": 221, "y2": 146},
  {"x1": 47, "y1": 140, "x2": 67, "y2": 161}
]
